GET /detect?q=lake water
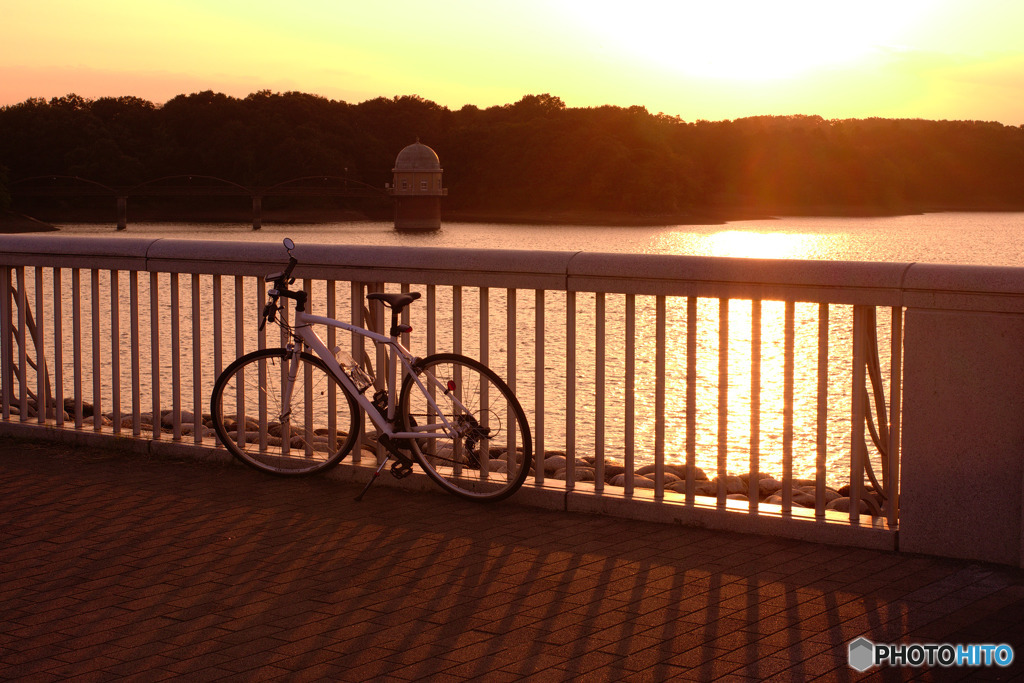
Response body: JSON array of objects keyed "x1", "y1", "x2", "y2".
[
  {"x1": 57, "y1": 211, "x2": 1024, "y2": 266},
  {"x1": 39, "y1": 213, "x2": 1024, "y2": 486}
]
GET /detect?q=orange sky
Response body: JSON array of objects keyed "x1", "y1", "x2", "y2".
[{"x1": 3, "y1": 0, "x2": 1024, "y2": 124}]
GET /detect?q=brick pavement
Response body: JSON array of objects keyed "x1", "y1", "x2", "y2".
[{"x1": 1, "y1": 436, "x2": 1023, "y2": 682}]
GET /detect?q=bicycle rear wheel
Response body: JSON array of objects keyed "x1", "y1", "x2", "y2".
[
  {"x1": 210, "y1": 348, "x2": 360, "y2": 476},
  {"x1": 398, "y1": 353, "x2": 532, "y2": 502}
]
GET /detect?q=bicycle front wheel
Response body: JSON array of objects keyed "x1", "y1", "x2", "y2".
[
  {"x1": 210, "y1": 348, "x2": 361, "y2": 476},
  {"x1": 398, "y1": 353, "x2": 532, "y2": 502}
]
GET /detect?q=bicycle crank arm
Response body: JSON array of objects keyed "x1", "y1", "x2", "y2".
[
  {"x1": 353, "y1": 435, "x2": 416, "y2": 502},
  {"x1": 377, "y1": 434, "x2": 416, "y2": 470}
]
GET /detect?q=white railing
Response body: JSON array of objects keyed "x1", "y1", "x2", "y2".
[{"x1": 1, "y1": 235, "x2": 904, "y2": 549}]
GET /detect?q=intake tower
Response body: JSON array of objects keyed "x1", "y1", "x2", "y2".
[{"x1": 389, "y1": 140, "x2": 447, "y2": 231}]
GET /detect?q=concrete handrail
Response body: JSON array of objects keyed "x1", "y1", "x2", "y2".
[{"x1": 7, "y1": 234, "x2": 1024, "y2": 308}]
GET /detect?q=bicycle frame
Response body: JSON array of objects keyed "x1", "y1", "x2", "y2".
[{"x1": 287, "y1": 307, "x2": 461, "y2": 444}]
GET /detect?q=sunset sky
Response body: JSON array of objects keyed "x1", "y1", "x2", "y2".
[{"x1": 3, "y1": 0, "x2": 1024, "y2": 124}]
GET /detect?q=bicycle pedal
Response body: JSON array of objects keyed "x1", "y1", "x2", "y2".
[{"x1": 390, "y1": 462, "x2": 413, "y2": 479}]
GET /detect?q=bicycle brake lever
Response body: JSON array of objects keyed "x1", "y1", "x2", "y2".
[{"x1": 260, "y1": 301, "x2": 276, "y2": 330}]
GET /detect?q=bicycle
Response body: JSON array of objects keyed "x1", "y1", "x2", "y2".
[{"x1": 209, "y1": 238, "x2": 532, "y2": 502}]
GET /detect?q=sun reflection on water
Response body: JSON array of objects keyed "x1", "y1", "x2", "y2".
[
  {"x1": 633, "y1": 228, "x2": 881, "y2": 488},
  {"x1": 652, "y1": 229, "x2": 817, "y2": 260},
  {"x1": 705, "y1": 230, "x2": 815, "y2": 259}
]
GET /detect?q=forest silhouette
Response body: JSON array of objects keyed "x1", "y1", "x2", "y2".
[{"x1": 2, "y1": 90, "x2": 1024, "y2": 223}]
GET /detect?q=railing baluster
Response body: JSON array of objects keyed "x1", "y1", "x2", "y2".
[
  {"x1": 402, "y1": 282, "x2": 412, "y2": 351},
  {"x1": 16, "y1": 267, "x2": 27, "y2": 421},
  {"x1": 717, "y1": 297, "x2": 728, "y2": 508},
  {"x1": 327, "y1": 280, "x2": 337, "y2": 458},
  {"x1": 234, "y1": 275, "x2": 244, "y2": 361},
  {"x1": 566, "y1": 290, "x2": 576, "y2": 489},
  {"x1": 53, "y1": 268, "x2": 64, "y2": 427},
  {"x1": 685, "y1": 296, "x2": 697, "y2": 504},
  {"x1": 479, "y1": 287, "x2": 489, "y2": 367},
  {"x1": 192, "y1": 272, "x2": 202, "y2": 445},
  {"x1": 303, "y1": 279, "x2": 314, "y2": 456},
  {"x1": 278, "y1": 281, "x2": 291, "y2": 457},
  {"x1": 193, "y1": 273, "x2": 205, "y2": 444},
  {"x1": 655, "y1": 295, "x2": 666, "y2": 499},
  {"x1": 506, "y1": 288, "x2": 516, "y2": 393},
  {"x1": 258, "y1": 276, "x2": 267, "y2": 351},
  {"x1": 350, "y1": 281, "x2": 363, "y2": 462},
  {"x1": 422, "y1": 282, "x2": 439, "y2": 467},
  {"x1": 35, "y1": 268, "x2": 45, "y2": 424},
  {"x1": 453, "y1": 285, "x2": 462, "y2": 356},
  {"x1": 887, "y1": 306, "x2": 903, "y2": 527},
  {"x1": 1, "y1": 267, "x2": 11, "y2": 420},
  {"x1": 130, "y1": 271, "x2": 140, "y2": 436},
  {"x1": 150, "y1": 272, "x2": 161, "y2": 440},
  {"x1": 480, "y1": 286, "x2": 491, "y2": 477},
  {"x1": 782, "y1": 300, "x2": 795, "y2": 514},
  {"x1": 624, "y1": 293, "x2": 634, "y2": 496},
  {"x1": 170, "y1": 272, "x2": 181, "y2": 440},
  {"x1": 110, "y1": 270, "x2": 120, "y2": 434},
  {"x1": 228, "y1": 274, "x2": 243, "y2": 452},
  {"x1": 90, "y1": 269, "x2": 101, "y2": 432},
  {"x1": 815, "y1": 303, "x2": 829, "y2": 519},
  {"x1": 850, "y1": 305, "x2": 868, "y2": 522},
  {"x1": 213, "y1": 275, "x2": 223, "y2": 384},
  {"x1": 372, "y1": 283, "x2": 385, "y2": 401},
  {"x1": 749, "y1": 299, "x2": 762, "y2": 512},
  {"x1": 427, "y1": 284, "x2": 436, "y2": 357},
  {"x1": 506, "y1": 288, "x2": 517, "y2": 477},
  {"x1": 535, "y1": 289, "x2": 545, "y2": 485},
  {"x1": 595, "y1": 292, "x2": 605, "y2": 493},
  {"x1": 73, "y1": 269, "x2": 83, "y2": 428},
  {"x1": 258, "y1": 276, "x2": 268, "y2": 452}
]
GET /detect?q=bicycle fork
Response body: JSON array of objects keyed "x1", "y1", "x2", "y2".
[{"x1": 279, "y1": 343, "x2": 301, "y2": 427}]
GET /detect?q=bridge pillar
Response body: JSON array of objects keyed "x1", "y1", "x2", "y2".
[
  {"x1": 252, "y1": 195, "x2": 262, "y2": 230},
  {"x1": 116, "y1": 196, "x2": 127, "y2": 231},
  {"x1": 899, "y1": 264, "x2": 1024, "y2": 568}
]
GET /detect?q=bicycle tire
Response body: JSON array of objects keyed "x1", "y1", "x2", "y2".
[
  {"x1": 398, "y1": 353, "x2": 532, "y2": 502},
  {"x1": 210, "y1": 347, "x2": 360, "y2": 476}
]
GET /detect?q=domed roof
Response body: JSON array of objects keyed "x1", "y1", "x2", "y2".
[{"x1": 393, "y1": 141, "x2": 441, "y2": 172}]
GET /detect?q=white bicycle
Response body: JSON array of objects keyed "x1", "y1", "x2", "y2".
[{"x1": 210, "y1": 238, "x2": 532, "y2": 502}]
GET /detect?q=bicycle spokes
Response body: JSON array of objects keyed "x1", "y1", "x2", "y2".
[{"x1": 398, "y1": 354, "x2": 532, "y2": 502}]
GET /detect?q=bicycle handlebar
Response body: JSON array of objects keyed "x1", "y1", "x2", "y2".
[
  {"x1": 282, "y1": 255, "x2": 298, "y2": 281},
  {"x1": 260, "y1": 245, "x2": 305, "y2": 330}
]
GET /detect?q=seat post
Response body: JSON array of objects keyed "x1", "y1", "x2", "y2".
[{"x1": 367, "y1": 291, "x2": 420, "y2": 337}]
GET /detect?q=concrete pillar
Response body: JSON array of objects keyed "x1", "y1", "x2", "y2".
[
  {"x1": 900, "y1": 265, "x2": 1024, "y2": 567},
  {"x1": 393, "y1": 195, "x2": 441, "y2": 231},
  {"x1": 116, "y1": 196, "x2": 127, "y2": 231}
]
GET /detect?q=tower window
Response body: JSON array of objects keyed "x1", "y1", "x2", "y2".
[{"x1": 420, "y1": 180, "x2": 428, "y2": 191}]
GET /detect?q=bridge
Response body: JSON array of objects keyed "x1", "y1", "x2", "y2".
[{"x1": 10, "y1": 174, "x2": 389, "y2": 229}]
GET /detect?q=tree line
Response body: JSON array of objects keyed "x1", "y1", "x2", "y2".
[{"x1": 2, "y1": 90, "x2": 1024, "y2": 220}]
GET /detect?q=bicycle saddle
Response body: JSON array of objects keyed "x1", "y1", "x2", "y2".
[{"x1": 367, "y1": 291, "x2": 421, "y2": 311}]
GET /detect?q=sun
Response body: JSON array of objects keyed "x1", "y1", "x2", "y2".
[{"x1": 560, "y1": 0, "x2": 930, "y2": 81}]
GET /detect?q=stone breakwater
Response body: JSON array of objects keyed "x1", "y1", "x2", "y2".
[
  {"x1": 11, "y1": 399, "x2": 882, "y2": 515},
  {"x1": 11, "y1": 399, "x2": 221, "y2": 439},
  {"x1": 534, "y1": 451, "x2": 883, "y2": 516}
]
